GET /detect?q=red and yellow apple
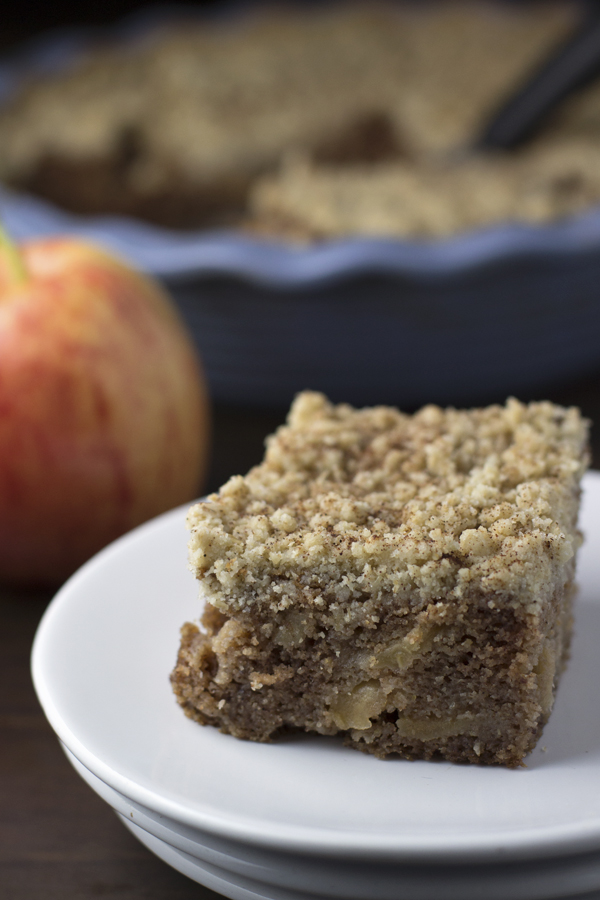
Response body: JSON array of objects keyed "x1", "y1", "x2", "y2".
[{"x1": 0, "y1": 230, "x2": 209, "y2": 586}]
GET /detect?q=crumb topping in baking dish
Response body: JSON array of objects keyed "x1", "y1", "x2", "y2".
[{"x1": 5, "y1": 2, "x2": 600, "y2": 235}]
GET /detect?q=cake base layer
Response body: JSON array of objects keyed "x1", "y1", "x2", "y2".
[{"x1": 172, "y1": 578, "x2": 574, "y2": 767}]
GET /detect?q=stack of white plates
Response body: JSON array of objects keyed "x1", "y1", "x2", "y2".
[{"x1": 32, "y1": 472, "x2": 600, "y2": 900}]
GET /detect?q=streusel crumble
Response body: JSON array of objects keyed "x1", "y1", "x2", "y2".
[{"x1": 171, "y1": 392, "x2": 588, "y2": 766}]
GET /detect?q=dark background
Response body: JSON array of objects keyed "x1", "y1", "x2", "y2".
[
  {"x1": 3, "y1": 1, "x2": 600, "y2": 898},
  {"x1": 0, "y1": 0, "x2": 567, "y2": 48},
  {"x1": 2, "y1": 1, "x2": 216, "y2": 45}
]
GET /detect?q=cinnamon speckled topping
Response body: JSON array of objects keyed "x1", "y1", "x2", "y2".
[{"x1": 188, "y1": 393, "x2": 588, "y2": 616}]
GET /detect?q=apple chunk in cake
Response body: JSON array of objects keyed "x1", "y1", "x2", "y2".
[{"x1": 171, "y1": 392, "x2": 588, "y2": 766}]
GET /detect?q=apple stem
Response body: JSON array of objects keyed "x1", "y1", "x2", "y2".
[{"x1": 0, "y1": 223, "x2": 27, "y2": 285}]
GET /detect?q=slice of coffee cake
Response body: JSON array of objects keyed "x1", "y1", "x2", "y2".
[{"x1": 171, "y1": 393, "x2": 588, "y2": 766}]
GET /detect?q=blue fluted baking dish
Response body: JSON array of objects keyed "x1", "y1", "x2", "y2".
[{"x1": 2, "y1": 7, "x2": 600, "y2": 410}]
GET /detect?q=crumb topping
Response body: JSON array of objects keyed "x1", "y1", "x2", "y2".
[
  {"x1": 250, "y1": 139, "x2": 600, "y2": 239},
  {"x1": 188, "y1": 393, "x2": 588, "y2": 614},
  {"x1": 0, "y1": 4, "x2": 572, "y2": 177}
]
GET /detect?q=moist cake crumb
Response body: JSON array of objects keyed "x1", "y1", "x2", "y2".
[{"x1": 171, "y1": 392, "x2": 589, "y2": 766}]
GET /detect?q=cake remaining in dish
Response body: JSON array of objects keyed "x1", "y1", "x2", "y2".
[
  {"x1": 249, "y1": 139, "x2": 600, "y2": 240},
  {"x1": 171, "y1": 393, "x2": 588, "y2": 766},
  {"x1": 4, "y1": 2, "x2": 598, "y2": 234}
]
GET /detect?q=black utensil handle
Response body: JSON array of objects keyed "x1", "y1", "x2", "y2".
[{"x1": 478, "y1": 5, "x2": 600, "y2": 150}]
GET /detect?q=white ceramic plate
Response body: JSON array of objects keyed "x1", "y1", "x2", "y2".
[
  {"x1": 62, "y1": 746, "x2": 600, "y2": 900},
  {"x1": 32, "y1": 471, "x2": 600, "y2": 863}
]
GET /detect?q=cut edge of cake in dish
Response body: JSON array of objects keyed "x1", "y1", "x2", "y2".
[{"x1": 171, "y1": 392, "x2": 589, "y2": 767}]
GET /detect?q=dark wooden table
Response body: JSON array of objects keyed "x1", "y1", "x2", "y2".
[{"x1": 2, "y1": 378, "x2": 600, "y2": 899}]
